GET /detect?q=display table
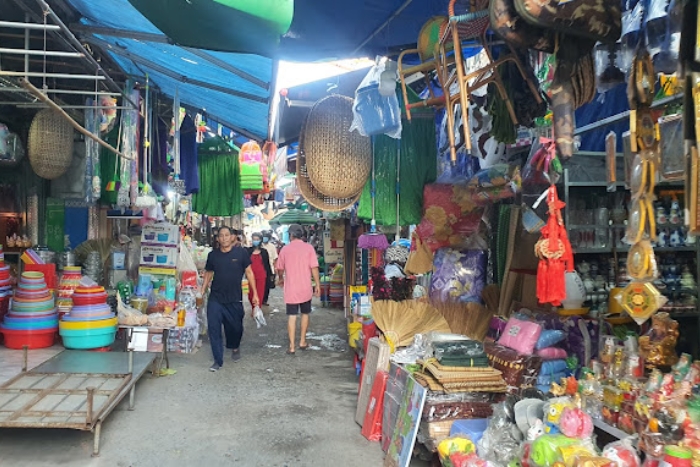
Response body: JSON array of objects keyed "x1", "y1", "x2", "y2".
[{"x1": 118, "y1": 325, "x2": 172, "y2": 376}]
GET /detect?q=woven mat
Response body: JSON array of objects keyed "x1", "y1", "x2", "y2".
[
  {"x1": 422, "y1": 360, "x2": 502, "y2": 380},
  {"x1": 415, "y1": 371, "x2": 445, "y2": 392},
  {"x1": 442, "y1": 380, "x2": 507, "y2": 393}
]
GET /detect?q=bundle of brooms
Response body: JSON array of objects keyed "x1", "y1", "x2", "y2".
[{"x1": 430, "y1": 298, "x2": 494, "y2": 342}]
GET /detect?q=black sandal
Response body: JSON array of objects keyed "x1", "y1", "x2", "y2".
[
  {"x1": 298, "y1": 344, "x2": 309, "y2": 351},
  {"x1": 286, "y1": 349, "x2": 295, "y2": 355}
]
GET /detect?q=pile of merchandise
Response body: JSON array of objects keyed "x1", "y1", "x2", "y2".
[
  {"x1": 0, "y1": 245, "x2": 11, "y2": 321},
  {"x1": 58, "y1": 284, "x2": 117, "y2": 350},
  {"x1": 0, "y1": 271, "x2": 57, "y2": 349}
]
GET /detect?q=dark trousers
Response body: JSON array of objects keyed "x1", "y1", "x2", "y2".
[
  {"x1": 207, "y1": 299, "x2": 244, "y2": 366},
  {"x1": 263, "y1": 274, "x2": 273, "y2": 304}
]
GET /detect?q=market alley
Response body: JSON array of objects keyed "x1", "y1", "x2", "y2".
[{"x1": 0, "y1": 289, "x2": 385, "y2": 467}]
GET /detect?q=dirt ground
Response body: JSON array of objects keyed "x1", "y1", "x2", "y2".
[{"x1": 0, "y1": 289, "x2": 391, "y2": 467}]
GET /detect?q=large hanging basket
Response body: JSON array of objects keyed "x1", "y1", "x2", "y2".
[
  {"x1": 297, "y1": 128, "x2": 360, "y2": 212},
  {"x1": 304, "y1": 95, "x2": 372, "y2": 199},
  {"x1": 28, "y1": 109, "x2": 74, "y2": 180}
]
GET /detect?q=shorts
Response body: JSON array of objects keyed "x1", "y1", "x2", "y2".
[{"x1": 286, "y1": 301, "x2": 312, "y2": 315}]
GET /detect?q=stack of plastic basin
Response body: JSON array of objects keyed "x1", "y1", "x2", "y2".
[
  {"x1": 0, "y1": 245, "x2": 12, "y2": 322},
  {"x1": 0, "y1": 271, "x2": 58, "y2": 349},
  {"x1": 56, "y1": 266, "x2": 82, "y2": 319},
  {"x1": 59, "y1": 285, "x2": 117, "y2": 349}
]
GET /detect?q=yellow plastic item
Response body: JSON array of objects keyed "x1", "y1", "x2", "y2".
[
  {"x1": 607, "y1": 288, "x2": 624, "y2": 314},
  {"x1": 557, "y1": 307, "x2": 589, "y2": 317},
  {"x1": 437, "y1": 436, "x2": 475, "y2": 460},
  {"x1": 59, "y1": 317, "x2": 118, "y2": 331},
  {"x1": 347, "y1": 321, "x2": 362, "y2": 349},
  {"x1": 618, "y1": 281, "x2": 666, "y2": 325}
]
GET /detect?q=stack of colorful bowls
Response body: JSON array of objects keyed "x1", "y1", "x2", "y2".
[
  {"x1": 56, "y1": 266, "x2": 82, "y2": 319},
  {"x1": 59, "y1": 284, "x2": 117, "y2": 349},
  {"x1": 0, "y1": 245, "x2": 12, "y2": 321},
  {"x1": 0, "y1": 271, "x2": 58, "y2": 349}
]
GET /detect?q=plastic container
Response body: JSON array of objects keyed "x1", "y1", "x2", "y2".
[
  {"x1": 353, "y1": 84, "x2": 401, "y2": 136},
  {"x1": 0, "y1": 328, "x2": 56, "y2": 349},
  {"x1": 59, "y1": 327, "x2": 117, "y2": 349},
  {"x1": 662, "y1": 445, "x2": 692, "y2": 467},
  {"x1": 449, "y1": 418, "x2": 489, "y2": 445},
  {"x1": 59, "y1": 317, "x2": 118, "y2": 331}
]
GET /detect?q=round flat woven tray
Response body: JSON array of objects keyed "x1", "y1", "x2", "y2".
[
  {"x1": 303, "y1": 95, "x2": 371, "y2": 199},
  {"x1": 297, "y1": 128, "x2": 361, "y2": 212}
]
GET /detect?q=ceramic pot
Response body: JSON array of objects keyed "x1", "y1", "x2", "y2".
[{"x1": 562, "y1": 271, "x2": 586, "y2": 309}]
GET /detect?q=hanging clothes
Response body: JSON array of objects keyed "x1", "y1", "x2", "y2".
[
  {"x1": 99, "y1": 123, "x2": 121, "y2": 205},
  {"x1": 151, "y1": 117, "x2": 170, "y2": 197},
  {"x1": 192, "y1": 137, "x2": 243, "y2": 217},
  {"x1": 180, "y1": 115, "x2": 200, "y2": 195}
]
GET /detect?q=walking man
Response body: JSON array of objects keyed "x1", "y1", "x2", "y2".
[
  {"x1": 201, "y1": 226, "x2": 259, "y2": 371},
  {"x1": 276, "y1": 224, "x2": 320, "y2": 354},
  {"x1": 261, "y1": 230, "x2": 278, "y2": 306}
]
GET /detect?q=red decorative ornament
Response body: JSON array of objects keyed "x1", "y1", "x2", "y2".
[{"x1": 535, "y1": 186, "x2": 573, "y2": 306}]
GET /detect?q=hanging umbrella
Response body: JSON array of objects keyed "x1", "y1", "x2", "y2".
[{"x1": 270, "y1": 209, "x2": 318, "y2": 226}]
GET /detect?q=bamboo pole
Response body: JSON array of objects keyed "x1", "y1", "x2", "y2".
[{"x1": 19, "y1": 78, "x2": 133, "y2": 160}]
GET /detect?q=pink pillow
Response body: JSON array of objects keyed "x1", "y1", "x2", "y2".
[
  {"x1": 536, "y1": 347, "x2": 568, "y2": 360},
  {"x1": 497, "y1": 317, "x2": 542, "y2": 355}
]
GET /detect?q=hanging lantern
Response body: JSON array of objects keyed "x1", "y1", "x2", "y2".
[{"x1": 28, "y1": 109, "x2": 74, "y2": 179}]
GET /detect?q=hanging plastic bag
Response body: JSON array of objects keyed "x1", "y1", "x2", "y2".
[
  {"x1": 349, "y1": 58, "x2": 402, "y2": 139},
  {"x1": 253, "y1": 306, "x2": 267, "y2": 328}
]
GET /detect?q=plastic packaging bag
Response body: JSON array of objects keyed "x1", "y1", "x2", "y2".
[
  {"x1": 253, "y1": 306, "x2": 266, "y2": 328},
  {"x1": 430, "y1": 248, "x2": 487, "y2": 303},
  {"x1": 349, "y1": 58, "x2": 402, "y2": 139},
  {"x1": 536, "y1": 330, "x2": 566, "y2": 350},
  {"x1": 497, "y1": 318, "x2": 543, "y2": 355},
  {"x1": 601, "y1": 439, "x2": 642, "y2": 467}
]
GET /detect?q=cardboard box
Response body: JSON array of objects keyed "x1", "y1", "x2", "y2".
[
  {"x1": 140, "y1": 245, "x2": 178, "y2": 268},
  {"x1": 141, "y1": 223, "x2": 179, "y2": 246}
]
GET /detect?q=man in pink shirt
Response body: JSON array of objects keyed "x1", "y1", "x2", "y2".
[{"x1": 276, "y1": 224, "x2": 320, "y2": 354}]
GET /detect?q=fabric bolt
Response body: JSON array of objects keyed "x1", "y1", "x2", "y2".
[
  {"x1": 151, "y1": 117, "x2": 170, "y2": 197},
  {"x1": 205, "y1": 246, "x2": 251, "y2": 304},
  {"x1": 207, "y1": 299, "x2": 244, "y2": 366},
  {"x1": 192, "y1": 138, "x2": 244, "y2": 216},
  {"x1": 357, "y1": 90, "x2": 437, "y2": 226},
  {"x1": 180, "y1": 115, "x2": 199, "y2": 195},
  {"x1": 277, "y1": 240, "x2": 318, "y2": 304},
  {"x1": 247, "y1": 253, "x2": 267, "y2": 307}
]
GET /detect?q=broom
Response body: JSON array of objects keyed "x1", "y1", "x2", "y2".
[
  {"x1": 430, "y1": 299, "x2": 494, "y2": 342},
  {"x1": 358, "y1": 136, "x2": 389, "y2": 251},
  {"x1": 371, "y1": 299, "x2": 451, "y2": 350}
]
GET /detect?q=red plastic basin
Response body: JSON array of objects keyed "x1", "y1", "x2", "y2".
[{"x1": 0, "y1": 328, "x2": 56, "y2": 349}]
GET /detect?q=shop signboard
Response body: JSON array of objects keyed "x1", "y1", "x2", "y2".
[{"x1": 322, "y1": 230, "x2": 343, "y2": 264}]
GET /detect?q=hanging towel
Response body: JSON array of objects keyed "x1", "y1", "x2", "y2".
[{"x1": 192, "y1": 137, "x2": 243, "y2": 216}]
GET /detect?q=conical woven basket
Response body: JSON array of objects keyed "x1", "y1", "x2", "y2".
[
  {"x1": 303, "y1": 95, "x2": 371, "y2": 199},
  {"x1": 297, "y1": 125, "x2": 361, "y2": 212},
  {"x1": 28, "y1": 109, "x2": 74, "y2": 179}
]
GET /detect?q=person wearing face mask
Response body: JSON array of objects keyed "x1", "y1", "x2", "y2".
[
  {"x1": 246, "y1": 232, "x2": 272, "y2": 310},
  {"x1": 261, "y1": 230, "x2": 278, "y2": 306}
]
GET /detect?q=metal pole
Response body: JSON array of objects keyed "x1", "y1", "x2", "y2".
[
  {"x1": 23, "y1": 14, "x2": 29, "y2": 79},
  {"x1": 0, "y1": 71, "x2": 106, "y2": 80},
  {"x1": 183, "y1": 47, "x2": 269, "y2": 89},
  {"x1": 0, "y1": 47, "x2": 84, "y2": 57},
  {"x1": 22, "y1": 345, "x2": 28, "y2": 372},
  {"x1": 0, "y1": 20, "x2": 60, "y2": 30},
  {"x1": 3, "y1": 103, "x2": 138, "y2": 110},
  {"x1": 128, "y1": 351, "x2": 135, "y2": 410},
  {"x1": 86, "y1": 387, "x2": 95, "y2": 425},
  {"x1": 33, "y1": 0, "x2": 139, "y2": 109},
  {"x1": 0, "y1": 87, "x2": 120, "y2": 95},
  {"x1": 351, "y1": 0, "x2": 414, "y2": 55},
  {"x1": 92, "y1": 421, "x2": 102, "y2": 457}
]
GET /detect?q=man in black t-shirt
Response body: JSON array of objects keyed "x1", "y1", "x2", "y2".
[{"x1": 201, "y1": 226, "x2": 259, "y2": 371}]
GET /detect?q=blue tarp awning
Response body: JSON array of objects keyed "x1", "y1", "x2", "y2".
[{"x1": 65, "y1": 0, "x2": 272, "y2": 140}]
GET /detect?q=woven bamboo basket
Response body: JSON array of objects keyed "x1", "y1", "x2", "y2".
[
  {"x1": 297, "y1": 127, "x2": 361, "y2": 212},
  {"x1": 303, "y1": 95, "x2": 372, "y2": 199},
  {"x1": 28, "y1": 109, "x2": 74, "y2": 179}
]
